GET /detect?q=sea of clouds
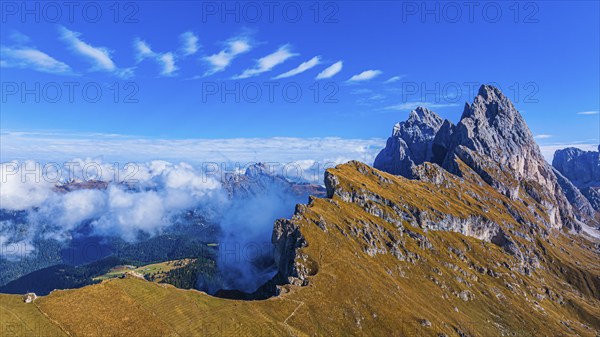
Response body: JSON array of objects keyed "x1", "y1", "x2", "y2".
[{"x1": 0, "y1": 159, "x2": 313, "y2": 293}]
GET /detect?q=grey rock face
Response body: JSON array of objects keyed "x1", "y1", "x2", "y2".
[
  {"x1": 553, "y1": 146, "x2": 600, "y2": 212},
  {"x1": 553, "y1": 146, "x2": 600, "y2": 188},
  {"x1": 271, "y1": 218, "x2": 309, "y2": 287},
  {"x1": 581, "y1": 187, "x2": 600, "y2": 211},
  {"x1": 440, "y1": 85, "x2": 549, "y2": 185},
  {"x1": 438, "y1": 85, "x2": 585, "y2": 229},
  {"x1": 374, "y1": 107, "x2": 444, "y2": 178},
  {"x1": 431, "y1": 119, "x2": 455, "y2": 165},
  {"x1": 552, "y1": 167, "x2": 597, "y2": 219}
]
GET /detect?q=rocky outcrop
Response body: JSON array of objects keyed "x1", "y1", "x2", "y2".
[
  {"x1": 325, "y1": 161, "x2": 523, "y2": 258},
  {"x1": 374, "y1": 107, "x2": 444, "y2": 178},
  {"x1": 271, "y1": 218, "x2": 309, "y2": 287},
  {"x1": 23, "y1": 292, "x2": 37, "y2": 303}
]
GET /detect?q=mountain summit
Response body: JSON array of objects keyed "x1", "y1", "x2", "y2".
[
  {"x1": 375, "y1": 84, "x2": 599, "y2": 231},
  {"x1": 373, "y1": 106, "x2": 443, "y2": 177}
]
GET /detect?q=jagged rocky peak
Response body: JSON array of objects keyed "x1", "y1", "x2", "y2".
[
  {"x1": 441, "y1": 84, "x2": 544, "y2": 180},
  {"x1": 375, "y1": 84, "x2": 598, "y2": 231},
  {"x1": 373, "y1": 106, "x2": 444, "y2": 178},
  {"x1": 244, "y1": 162, "x2": 273, "y2": 178},
  {"x1": 445, "y1": 85, "x2": 597, "y2": 229},
  {"x1": 408, "y1": 106, "x2": 444, "y2": 128}
]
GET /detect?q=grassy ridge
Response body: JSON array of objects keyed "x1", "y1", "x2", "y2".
[{"x1": 4, "y1": 161, "x2": 600, "y2": 336}]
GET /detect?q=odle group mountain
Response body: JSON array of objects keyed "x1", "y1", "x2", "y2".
[
  {"x1": 1, "y1": 85, "x2": 599, "y2": 337},
  {"x1": 375, "y1": 85, "x2": 598, "y2": 232}
]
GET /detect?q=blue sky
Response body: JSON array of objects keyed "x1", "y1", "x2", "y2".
[{"x1": 1, "y1": 1, "x2": 599, "y2": 163}]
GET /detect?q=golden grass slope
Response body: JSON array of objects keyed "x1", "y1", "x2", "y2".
[
  {"x1": 2, "y1": 161, "x2": 599, "y2": 336},
  {"x1": 92, "y1": 259, "x2": 196, "y2": 282}
]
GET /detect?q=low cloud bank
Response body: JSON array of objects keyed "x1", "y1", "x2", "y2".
[
  {"x1": 0, "y1": 159, "x2": 311, "y2": 293},
  {"x1": 0, "y1": 132, "x2": 385, "y2": 177}
]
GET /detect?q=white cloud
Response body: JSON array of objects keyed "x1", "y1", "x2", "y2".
[
  {"x1": 180, "y1": 31, "x2": 199, "y2": 56},
  {"x1": 316, "y1": 61, "x2": 343, "y2": 80},
  {"x1": 274, "y1": 56, "x2": 321, "y2": 79},
  {"x1": 0, "y1": 160, "x2": 223, "y2": 242},
  {"x1": 159, "y1": 52, "x2": 177, "y2": 76},
  {"x1": 0, "y1": 46, "x2": 71, "y2": 74},
  {"x1": 384, "y1": 75, "x2": 404, "y2": 83},
  {"x1": 134, "y1": 38, "x2": 154, "y2": 61},
  {"x1": 203, "y1": 37, "x2": 252, "y2": 75},
  {"x1": 384, "y1": 102, "x2": 458, "y2": 111},
  {"x1": 576, "y1": 111, "x2": 599, "y2": 115},
  {"x1": 534, "y1": 134, "x2": 553, "y2": 139},
  {"x1": 59, "y1": 26, "x2": 116, "y2": 72},
  {"x1": 0, "y1": 161, "x2": 54, "y2": 210},
  {"x1": 9, "y1": 31, "x2": 31, "y2": 44},
  {"x1": 134, "y1": 38, "x2": 178, "y2": 76},
  {"x1": 357, "y1": 94, "x2": 386, "y2": 106},
  {"x1": 236, "y1": 45, "x2": 297, "y2": 79},
  {"x1": 348, "y1": 70, "x2": 382, "y2": 82}
]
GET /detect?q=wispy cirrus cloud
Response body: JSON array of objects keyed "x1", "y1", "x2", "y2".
[
  {"x1": 384, "y1": 101, "x2": 458, "y2": 111},
  {"x1": 203, "y1": 37, "x2": 253, "y2": 75},
  {"x1": 59, "y1": 26, "x2": 132, "y2": 78},
  {"x1": 274, "y1": 56, "x2": 320, "y2": 79},
  {"x1": 316, "y1": 61, "x2": 343, "y2": 80},
  {"x1": 179, "y1": 31, "x2": 199, "y2": 56},
  {"x1": 384, "y1": 75, "x2": 404, "y2": 83},
  {"x1": 534, "y1": 134, "x2": 553, "y2": 139},
  {"x1": 59, "y1": 26, "x2": 114, "y2": 71},
  {"x1": 576, "y1": 110, "x2": 599, "y2": 115},
  {"x1": 134, "y1": 38, "x2": 178, "y2": 76},
  {"x1": 8, "y1": 31, "x2": 31, "y2": 45},
  {"x1": 356, "y1": 94, "x2": 386, "y2": 106},
  {"x1": 235, "y1": 44, "x2": 297, "y2": 79},
  {"x1": 134, "y1": 39, "x2": 154, "y2": 61},
  {"x1": 348, "y1": 70, "x2": 382, "y2": 82},
  {"x1": 0, "y1": 46, "x2": 71, "y2": 74}
]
